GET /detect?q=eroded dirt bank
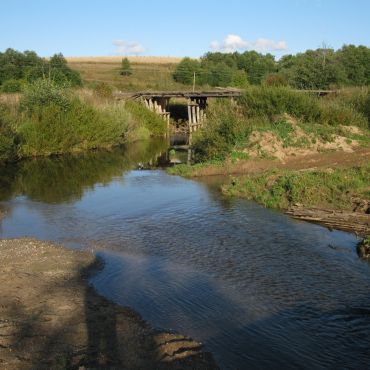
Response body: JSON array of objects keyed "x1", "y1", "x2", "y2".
[
  {"x1": 0, "y1": 238, "x2": 218, "y2": 370},
  {"x1": 189, "y1": 147, "x2": 370, "y2": 177}
]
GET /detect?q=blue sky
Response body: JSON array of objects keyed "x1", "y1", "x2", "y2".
[{"x1": 1, "y1": 0, "x2": 369, "y2": 57}]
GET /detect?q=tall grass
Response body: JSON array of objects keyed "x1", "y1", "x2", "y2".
[
  {"x1": 0, "y1": 79, "x2": 169, "y2": 162},
  {"x1": 224, "y1": 165, "x2": 370, "y2": 210},
  {"x1": 0, "y1": 104, "x2": 17, "y2": 161},
  {"x1": 16, "y1": 80, "x2": 131, "y2": 156},
  {"x1": 124, "y1": 100, "x2": 166, "y2": 137},
  {"x1": 192, "y1": 100, "x2": 250, "y2": 162},
  {"x1": 192, "y1": 86, "x2": 370, "y2": 162}
]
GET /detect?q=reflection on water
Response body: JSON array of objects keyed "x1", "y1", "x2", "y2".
[
  {"x1": 0, "y1": 139, "x2": 168, "y2": 203},
  {"x1": 1, "y1": 141, "x2": 370, "y2": 369}
]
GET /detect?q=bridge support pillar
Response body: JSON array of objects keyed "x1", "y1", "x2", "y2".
[{"x1": 187, "y1": 97, "x2": 207, "y2": 134}]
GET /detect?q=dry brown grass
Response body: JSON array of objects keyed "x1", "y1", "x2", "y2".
[
  {"x1": 66, "y1": 56, "x2": 189, "y2": 91},
  {"x1": 66, "y1": 56, "x2": 183, "y2": 64}
]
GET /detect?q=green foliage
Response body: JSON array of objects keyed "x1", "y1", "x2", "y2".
[
  {"x1": 1, "y1": 78, "x2": 24, "y2": 92},
  {"x1": 191, "y1": 86, "x2": 369, "y2": 163},
  {"x1": 263, "y1": 73, "x2": 288, "y2": 87},
  {"x1": 232, "y1": 69, "x2": 249, "y2": 88},
  {"x1": 236, "y1": 51, "x2": 276, "y2": 85},
  {"x1": 14, "y1": 80, "x2": 131, "y2": 156},
  {"x1": 18, "y1": 99, "x2": 130, "y2": 156},
  {"x1": 240, "y1": 86, "x2": 321, "y2": 122},
  {"x1": 93, "y1": 82, "x2": 113, "y2": 98},
  {"x1": 319, "y1": 99, "x2": 368, "y2": 128},
  {"x1": 0, "y1": 48, "x2": 81, "y2": 88},
  {"x1": 124, "y1": 100, "x2": 166, "y2": 136},
  {"x1": 173, "y1": 57, "x2": 200, "y2": 85},
  {"x1": 20, "y1": 79, "x2": 71, "y2": 113},
  {"x1": 120, "y1": 58, "x2": 132, "y2": 76},
  {"x1": 279, "y1": 48, "x2": 347, "y2": 89},
  {"x1": 173, "y1": 51, "x2": 273, "y2": 87},
  {"x1": 192, "y1": 100, "x2": 250, "y2": 162},
  {"x1": 173, "y1": 45, "x2": 370, "y2": 89},
  {"x1": 224, "y1": 165, "x2": 370, "y2": 210},
  {"x1": 0, "y1": 105, "x2": 18, "y2": 162},
  {"x1": 48, "y1": 53, "x2": 82, "y2": 86}
]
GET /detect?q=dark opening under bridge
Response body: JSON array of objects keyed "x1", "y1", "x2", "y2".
[{"x1": 114, "y1": 89, "x2": 242, "y2": 132}]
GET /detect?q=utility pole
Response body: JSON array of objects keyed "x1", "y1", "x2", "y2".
[{"x1": 192, "y1": 71, "x2": 196, "y2": 92}]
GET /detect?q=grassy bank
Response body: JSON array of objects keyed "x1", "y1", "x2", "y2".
[
  {"x1": 190, "y1": 86, "x2": 370, "y2": 164},
  {"x1": 222, "y1": 165, "x2": 370, "y2": 210},
  {"x1": 0, "y1": 80, "x2": 166, "y2": 163}
]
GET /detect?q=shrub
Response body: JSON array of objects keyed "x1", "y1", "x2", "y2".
[
  {"x1": 1, "y1": 79, "x2": 24, "y2": 93},
  {"x1": 93, "y1": 82, "x2": 113, "y2": 99},
  {"x1": 263, "y1": 73, "x2": 289, "y2": 87},
  {"x1": 192, "y1": 100, "x2": 250, "y2": 162},
  {"x1": 240, "y1": 86, "x2": 321, "y2": 122},
  {"x1": 124, "y1": 100, "x2": 166, "y2": 136},
  {"x1": 319, "y1": 100, "x2": 368, "y2": 128},
  {"x1": 120, "y1": 58, "x2": 132, "y2": 76},
  {"x1": 0, "y1": 104, "x2": 18, "y2": 162},
  {"x1": 18, "y1": 100, "x2": 130, "y2": 156},
  {"x1": 17, "y1": 81, "x2": 131, "y2": 156},
  {"x1": 20, "y1": 79, "x2": 71, "y2": 114}
]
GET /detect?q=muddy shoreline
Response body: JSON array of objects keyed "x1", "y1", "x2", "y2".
[{"x1": 0, "y1": 238, "x2": 218, "y2": 370}]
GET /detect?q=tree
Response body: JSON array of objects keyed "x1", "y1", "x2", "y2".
[
  {"x1": 0, "y1": 49, "x2": 82, "y2": 87},
  {"x1": 173, "y1": 57, "x2": 200, "y2": 85},
  {"x1": 120, "y1": 58, "x2": 132, "y2": 76}
]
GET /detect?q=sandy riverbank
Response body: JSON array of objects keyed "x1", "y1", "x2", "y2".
[{"x1": 0, "y1": 238, "x2": 218, "y2": 370}]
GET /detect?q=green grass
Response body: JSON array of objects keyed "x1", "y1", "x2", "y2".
[
  {"x1": 189, "y1": 86, "x2": 370, "y2": 163},
  {"x1": 124, "y1": 100, "x2": 166, "y2": 137},
  {"x1": 0, "y1": 80, "x2": 167, "y2": 162},
  {"x1": 223, "y1": 165, "x2": 370, "y2": 210},
  {"x1": 167, "y1": 159, "x2": 223, "y2": 177}
]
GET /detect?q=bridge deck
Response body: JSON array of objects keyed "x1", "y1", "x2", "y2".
[{"x1": 114, "y1": 89, "x2": 242, "y2": 100}]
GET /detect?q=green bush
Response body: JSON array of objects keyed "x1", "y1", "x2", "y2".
[
  {"x1": 0, "y1": 105, "x2": 18, "y2": 162},
  {"x1": 1, "y1": 79, "x2": 24, "y2": 93},
  {"x1": 192, "y1": 100, "x2": 250, "y2": 162},
  {"x1": 20, "y1": 79, "x2": 71, "y2": 113},
  {"x1": 93, "y1": 82, "x2": 113, "y2": 99},
  {"x1": 18, "y1": 99, "x2": 130, "y2": 156},
  {"x1": 240, "y1": 86, "x2": 321, "y2": 122},
  {"x1": 319, "y1": 100, "x2": 368, "y2": 128},
  {"x1": 16, "y1": 80, "x2": 131, "y2": 156},
  {"x1": 124, "y1": 100, "x2": 166, "y2": 136}
]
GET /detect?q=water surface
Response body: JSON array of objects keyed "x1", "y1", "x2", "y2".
[{"x1": 1, "y1": 140, "x2": 369, "y2": 369}]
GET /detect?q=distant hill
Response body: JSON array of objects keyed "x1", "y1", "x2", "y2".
[{"x1": 66, "y1": 56, "x2": 183, "y2": 64}]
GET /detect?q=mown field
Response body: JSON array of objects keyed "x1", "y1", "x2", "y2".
[{"x1": 66, "y1": 56, "x2": 187, "y2": 91}]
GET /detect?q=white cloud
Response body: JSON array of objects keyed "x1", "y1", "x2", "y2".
[
  {"x1": 113, "y1": 39, "x2": 145, "y2": 55},
  {"x1": 210, "y1": 34, "x2": 288, "y2": 53},
  {"x1": 253, "y1": 38, "x2": 288, "y2": 52}
]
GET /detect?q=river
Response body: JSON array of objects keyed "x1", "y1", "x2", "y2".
[{"x1": 1, "y1": 139, "x2": 369, "y2": 369}]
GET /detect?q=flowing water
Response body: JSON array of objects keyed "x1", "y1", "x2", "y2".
[{"x1": 1, "y1": 139, "x2": 370, "y2": 369}]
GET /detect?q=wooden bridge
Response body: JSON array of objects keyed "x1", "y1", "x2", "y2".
[{"x1": 114, "y1": 89, "x2": 242, "y2": 132}]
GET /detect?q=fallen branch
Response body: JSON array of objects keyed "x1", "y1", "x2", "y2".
[{"x1": 286, "y1": 206, "x2": 370, "y2": 236}]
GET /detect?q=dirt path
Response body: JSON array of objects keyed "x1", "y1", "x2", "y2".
[
  {"x1": 0, "y1": 238, "x2": 218, "y2": 370},
  {"x1": 190, "y1": 147, "x2": 370, "y2": 177}
]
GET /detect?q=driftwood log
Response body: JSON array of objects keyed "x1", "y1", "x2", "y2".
[{"x1": 286, "y1": 206, "x2": 370, "y2": 236}]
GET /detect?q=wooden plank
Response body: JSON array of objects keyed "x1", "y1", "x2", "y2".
[{"x1": 286, "y1": 206, "x2": 370, "y2": 236}]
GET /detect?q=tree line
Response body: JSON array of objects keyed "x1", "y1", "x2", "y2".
[
  {"x1": 0, "y1": 48, "x2": 82, "y2": 92},
  {"x1": 173, "y1": 45, "x2": 370, "y2": 89}
]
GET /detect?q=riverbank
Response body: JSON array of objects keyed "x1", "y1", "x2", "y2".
[
  {"x1": 168, "y1": 148, "x2": 370, "y2": 237},
  {"x1": 0, "y1": 82, "x2": 166, "y2": 164},
  {"x1": 0, "y1": 238, "x2": 218, "y2": 370}
]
